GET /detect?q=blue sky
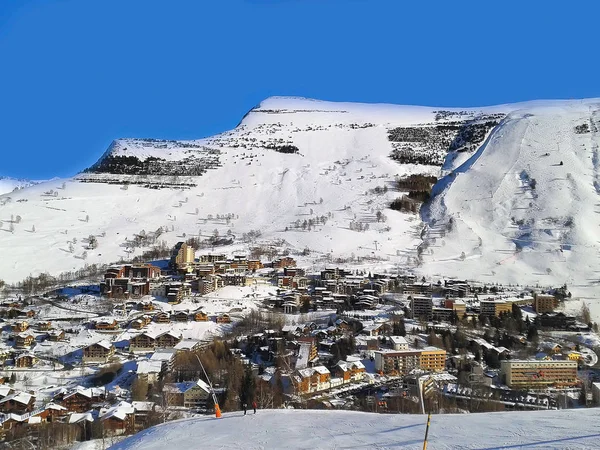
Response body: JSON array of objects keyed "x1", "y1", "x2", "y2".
[{"x1": 1, "y1": 0, "x2": 599, "y2": 179}]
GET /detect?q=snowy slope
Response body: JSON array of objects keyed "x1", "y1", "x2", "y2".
[
  {"x1": 1, "y1": 96, "x2": 599, "y2": 311},
  {"x1": 420, "y1": 101, "x2": 600, "y2": 306},
  {"x1": 0, "y1": 176, "x2": 40, "y2": 195},
  {"x1": 0, "y1": 97, "x2": 506, "y2": 284},
  {"x1": 111, "y1": 409, "x2": 600, "y2": 450}
]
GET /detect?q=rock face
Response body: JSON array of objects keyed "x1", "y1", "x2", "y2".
[{"x1": 1, "y1": 96, "x2": 600, "y2": 307}]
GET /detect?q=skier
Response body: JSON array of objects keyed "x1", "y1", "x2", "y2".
[
  {"x1": 243, "y1": 402, "x2": 247, "y2": 415},
  {"x1": 252, "y1": 400, "x2": 257, "y2": 414}
]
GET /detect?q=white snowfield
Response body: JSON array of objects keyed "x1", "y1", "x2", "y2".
[
  {"x1": 0, "y1": 176, "x2": 40, "y2": 195},
  {"x1": 110, "y1": 409, "x2": 600, "y2": 450},
  {"x1": 1, "y1": 96, "x2": 599, "y2": 311}
]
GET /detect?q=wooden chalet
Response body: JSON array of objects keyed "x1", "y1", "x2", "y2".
[
  {"x1": 0, "y1": 392, "x2": 36, "y2": 414},
  {"x1": 156, "y1": 331, "x2": 182, "y2": 348},
  {"x1": 14, "y1": 353, "x2": 37, "y2": 368},
  {"x1": 141, "y1": 301, "x2": 155, "y2": 312},
  {"x1": 129, "y1": 332, "x2": 159, "y2": 352},
  {"x1": 11, "y1": 321, "x2": 29, "y2": 333},
  {"x1": 154, "y1": 312, "x2": 170, "y2": 324},
  {"x1": 94, "y1": 318, "x2": 119, "y2": 331},
  {"x1": 56, "y1": 387, "x2": 106, "y2": 413},
  {"x1": 82, "y1": 341, "x2": 115, "y2": 363},
  {"x1": 36, "y1": 321, "x2": 52, "y2": 331},
  {"x1": 48, "y1": 329, "x2": 65, "y2": 341},
  {"x1": 193, "y1": 310, "x2": 209, "y2": 322},
  {"x1": 100, "y1": 401, "x2": 135, "y2": 435},
  {"x1": 129, "y1": 319, "x2": 145, "y2": 330},
  {"x1": 172, "y1": 311, "x2": 189, "y2": 323},
  {"x1": 15, "y1": 332, "x2": 35, "y2": 348}
]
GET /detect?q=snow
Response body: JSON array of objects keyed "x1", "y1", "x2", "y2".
[
  {"x1": 1, "y1": 96, "x2": 600, "y2": 318},
  {"x1": 419, "y1": 102, "x2": 600, "y2": 314},
  {"x1": 0, "y1": 176, "x2": 42, "y2": 195},
  {"x1": 110, "y1": 408, "x2": 600, "y2": 450}
]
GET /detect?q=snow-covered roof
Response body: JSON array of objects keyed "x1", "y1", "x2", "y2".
[
  {"x1": 174, "y1": 339, "x2": 200, "y2": 350},
  {"x1": 132, "y1": 401, "x2": 156, "y2": 412},
  {"x1": 164, "y1": 379, "x2": 211, "y2": 394},
  {"x1": 100, "y1": 401, "x2": 135, "y2": 421},
  {"x1": 150, "y1": 348, "x2": 177, "y2": 361},
  {"x1": 68, "y1": 412, "x2": 94, "y2": 424},
  {"x1": 389, "y1": 336, "x2": 408, "y2": 345},
  {"x1": 93, "y1": 340, "x2": 114, "y2": 350},
  {"x1": 137, "y1": 360, "x2": 163, "y2": 374},
  {"x1": 0, "y1": 391, "x2": 34, "y2": 406}
]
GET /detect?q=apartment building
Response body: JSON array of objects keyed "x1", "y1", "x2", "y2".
[{"x1": 501, "y1": 360, "x2": 578, "y2": 388}]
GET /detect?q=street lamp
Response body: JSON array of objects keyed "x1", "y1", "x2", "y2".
[{"x1": 194, "y1": 353, "x2": 221, "y2": 418}]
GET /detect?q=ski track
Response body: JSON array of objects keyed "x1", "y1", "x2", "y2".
[{"x1": 109, "y1": 409, "x2": 600, "y2": 450}]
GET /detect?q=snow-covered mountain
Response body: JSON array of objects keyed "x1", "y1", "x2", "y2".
[
  {"x1": 1, "y1": 96, "x2": 599, "y2": 310},
  {"x1": 0, "y1": 177, "x2": 40, "y2": 195},
  {"x1": 110, "y1": 408, "x2": 600, "y2": 450}
]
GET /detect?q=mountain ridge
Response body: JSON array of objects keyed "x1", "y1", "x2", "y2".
[{"x1": 1, "y1": 96, "x2": 599, "y2": 317}]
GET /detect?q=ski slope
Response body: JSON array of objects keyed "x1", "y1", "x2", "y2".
[
  {"x1": 111, "y1": 409, "x2": 600, "y2": 450},
  {"x1": 1, "y1": 96, "x2": 600, "y2": 313},
  {"x1": 420, "y1": 101, "x2": 600, "y2": 308}
]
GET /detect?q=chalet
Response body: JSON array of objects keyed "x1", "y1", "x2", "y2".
[
  {"x1": 100, "y1": 401, "x2": 135, "y2": 435},
  {"x1": 154, "y1": 312, "x2": 171, "y2": 324},
  {"x1": 56, "y1": 387, "x2": 106, "y2": 413},
  {"x1": 94, "y1": 318, "x2": 119, "y2": 331},
  {"x1": 164, "y1": 379, "x2": 211, "y2": 408},
  {"x1": 11, "y1": 321, "x2": 29, "y2": 333},
  {"x1": 36, "y1": 321, "x2": 52, "y2": 331},
  {"x1": 15, "y1": 353, "x2": 38, "y2": 368},
  {"x1": 66, "y1": 412, "x2": 94, "y2": 441},
  {"x1": 156, "y1": 331, "x2": 182, "y2": 348},
  {"x1": 172, "y1": 311, "x2": 190, "y2": 323},
  {"x1": 216, "y1": 314, "x2": 231, "y2": 324},
  {"x1": 129, "y1": 319, "x2": 145, "y2": 330},
  {"x1": 141, "y1": 301, "x2": 155, "y2": 312},
  {"x1": 361, "y1": 323, "x2": 385, "y2": 337},
  {"x1": 83, "y1": 340, "x2": 115, "y2": 363},
  {"x1": 0, "y1": 386, "x2": 14, "y2": 400},
  {"x1": 292, "y1": 366, "x2": 331, "y2": 394},
  {"x1": 15, "y1": 332, "x2": 35, "y2": 348},
  {"x1": 334, "y1": 359, "x2": 366, "y2": 383},
  {"x1": 0, "y1": 391, "x2": 36, "y2": 414},
  {"x1": 193, "y1": 310, "x2": 209, "y2": 322},
  {"x1": 28, "y1": 403, "x2": 68, "y2": 424},
  {"x1": 335, "y1": 319, "x2": 353, "y2": 334},
  {"x1": 129, "y1": 332, "x2": 159, "y2": 352},
  {"x1": 131, "y1": 401, "x2": 157, "y2": 431},
  {"x1": 48, "y1": 329, "x2": 65, "y2": 341}
]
